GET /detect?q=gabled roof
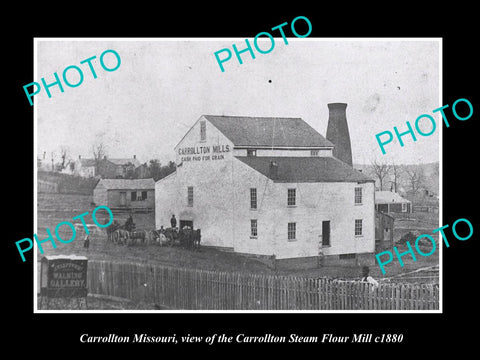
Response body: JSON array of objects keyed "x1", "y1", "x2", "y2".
[
  {"x1": 95, "y1": 178, "x2": 155, "y2": 190},
  {"x1": 78, "y1": 158, "x2": 96, "y2": 167},
  {"x1": 375, "y1": 191, "x2": 411, "y2": 204},
  {"x1": 107, "y1": 158, "x2": 141, "y2": 167},
  {"x1": 203, "y1": 115, "x2": 334, "y2": 148},
  {"x1": 77, "y1": 157, "x2": 141, "y2": 168},
  {"x1": 235, "y1": 156, "x2": 373, "y2": 183}
]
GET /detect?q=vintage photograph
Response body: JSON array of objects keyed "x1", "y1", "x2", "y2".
[{"x1": 34, "y1": 38, "x2": 441, "y2": 311}]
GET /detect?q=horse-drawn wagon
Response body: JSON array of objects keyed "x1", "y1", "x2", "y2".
[
  {"x1": 104, "y1": 217, "x2": 201, "y2": 249},
  {"x1": 155, "y1": 227, "x2": 201, "y2": 249},
  {"x1": 106, "y1": 221, "x2": 200, "y2": 249}
]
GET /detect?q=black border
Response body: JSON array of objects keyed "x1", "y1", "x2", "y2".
[{"x1": 6, "y1": 5, "x2": 478, "y2": 353}]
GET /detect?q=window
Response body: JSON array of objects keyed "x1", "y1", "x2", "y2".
[
  {"x1": 250, "y1": 188, "x2": 257, "y2": 209},
  {"x1": 402, "y1": 203, "x2": 408, "y2": 212},
  {"x1": 355, "y1": 187, "x2": 362, "y2": 204},
  {"x1": 287, "y1": 188, "x2": 296, "y2": 206},
  {"x1": 132, "y1": 191, "x2": 147, "y2": 201},
  {"x1": 377, "y1": 204, "x2": 388, "y2": 213},
  {"x1": 355, "y1": 219, "x2": 363, "y2": 236},
  {"x1": 322, "y1": 221, "x2": 330, "y2": 246},
  {"x1": 200, "y1": 121, "x2": 206, "y2": 141},
  {"x1": 288, "y1": 222, "x2": 296, "y2": 241},
  {"x1": 250, "y1": 219, "x2": 258, "y2": 237},
  {"x1": 310, "y1": 150, "x2": 319, "y2": 156},
  {"x1": 187, "y1": 186, "x2": 193, "y2": 206},
  {"x1": 247, "y1": 149, "x2": 257, "y2": 157}
]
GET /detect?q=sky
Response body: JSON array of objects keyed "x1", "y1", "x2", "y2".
[{"x1": 36, "y1": 38, "x2": 441, "y2": 166}]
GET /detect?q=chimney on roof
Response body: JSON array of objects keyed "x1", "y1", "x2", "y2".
[
  {"x1": 269, "y1": 160, "x2": 278, "y2": 180},
  {"x1": 78, "y1": 155, "x2": 81, "y2": 159},
  {"x1": 103, "y1": 155, "x2": 107, "y2": 160},
  {"x1": 133, "y1": 155, "x2": 136, "y2": 159},
  {"x1": 326, "y1": 103, "x2": 353, "y2": 167}
]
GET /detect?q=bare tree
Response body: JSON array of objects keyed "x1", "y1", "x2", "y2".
[
  {"x1": 91, "y1": 142, "x2": 108, "y2": 175},
  {"x1": 59, "y1": 146, "x2": 70, "y2": 171},
  {"x1": 370, "y1": 160, "x2": 391, "y2": 191},
  {"x1": 390, "y1": 161, "x2": 402, "y2": 193},
  {"x1": 50, "y1": 151, "x2": 55, "y2": 172},
  {"x1": 405, "y1": 167, "x2": 424, "y2": 197}
]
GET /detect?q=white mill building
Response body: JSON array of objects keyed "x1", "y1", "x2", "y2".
[{"x1": 155, "y1": 104, "x2": 375, "y2": 268}]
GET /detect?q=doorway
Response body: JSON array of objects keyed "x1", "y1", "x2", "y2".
[
  {"x1": 179, "y1": 220, "x2": 194, "y2": 229},
  {"x1": 322, "y1": 221, "x2": 330, "y2": 247},
  {"x1": 120, "y1": 192, "x2": 126, "y2": 206},
  {"x1": 384, "y1": 227, "x2": 390, "y2": 241}
]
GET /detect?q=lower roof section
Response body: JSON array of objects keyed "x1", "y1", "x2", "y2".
[{"x1": 235, "y1": 156, "x2": 374, "y2": 183}]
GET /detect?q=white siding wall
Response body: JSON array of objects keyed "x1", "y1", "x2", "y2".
[
  {"x1": 267, "y1": 181, "x2": 375, "y2": 259},
  {"x1": 155, "y1": 173, "x2": 178, "y2": 229},
  {"x1": 93, "y1": 185, "x2": 107, "y2": 207},
  {"x1": 231, "y1": 158, "x2": 276, "y2": 256},
  {"x1": 230, "y1": 159, "x2": 375, "y2": 259},
  {"x1": 171, "y1": 117, "x2": 236, "y2": 248}
]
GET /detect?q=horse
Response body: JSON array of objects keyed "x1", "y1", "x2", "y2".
[
  {"x1": 179, "y1": 227, "x2": 195, "y2": 249},
  {"x1": 105, "y1": 220, "x2": 121, "y2": 242},
  {"x1": 193, "y1": 229, "x2": 201, "y2": 250},
  {"x1": 129, "y1": 230, "x2": 147, "y2": 245},
  {"x1": 163, "y1": 227, "x2": 179, "y2": 246},
  {"x1": 149, "y1": 230, "x2": 168, "y2": 246},
  {"x1": 158, "y1": 232, "x2": 168, "y2": 246},
  {"x1": 115, "y1": 229, "x2": 130, "y2": 245}
]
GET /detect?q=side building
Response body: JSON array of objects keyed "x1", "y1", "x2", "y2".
[
  {"x1": 375, "y1": 190, "x2": 412, "y2": 214},
  {"x1": 94, "y1": 178, "x2": 155, "y2": 211},
  {"x1": 155, "y1": 111, "x2": 375, "y2": 269}
]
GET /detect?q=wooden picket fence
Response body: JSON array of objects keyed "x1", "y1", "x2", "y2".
[{"x1": 86, "y1": 260, "x2": 439, "y2": 310}]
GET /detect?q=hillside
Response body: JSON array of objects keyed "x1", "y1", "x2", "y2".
[{"x1": 38, "y1": 171, "x2": 99, "y2": 195}]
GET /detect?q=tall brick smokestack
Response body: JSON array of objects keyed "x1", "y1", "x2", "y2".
[{"x1": 326, "y1": 103, "x2": 353, "y2": 167}]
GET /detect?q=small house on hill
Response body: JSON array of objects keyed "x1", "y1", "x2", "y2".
[
  {"x1": 375, "y1": 190, "x2": 411, "y2": 214},
  {"x1": 100, "y1": 156, "x2": 141, "y2": 178},
  {"x1": 68, "y1": 156, "x2": 97, "y2": 177},
  {"x1": 93, "y1": 178, "x2": 155, "y2": 210},
  {"x1": 66, "y1": 155, "x2": 142, "y2": 178}
]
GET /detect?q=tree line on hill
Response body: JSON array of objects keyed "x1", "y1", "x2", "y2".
[
  {"x1": 355, "y1": 161, "x2": 439, "y2": 204},
  {"x1": 38, "y1": 158, "x2": 176, "y2": 195},
  {"x1": 127, "y1": 159, "x2": 176, "y2": 181},
  {"x1": 40, "y1": 142, "x2": 176, "y2": 182}
]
